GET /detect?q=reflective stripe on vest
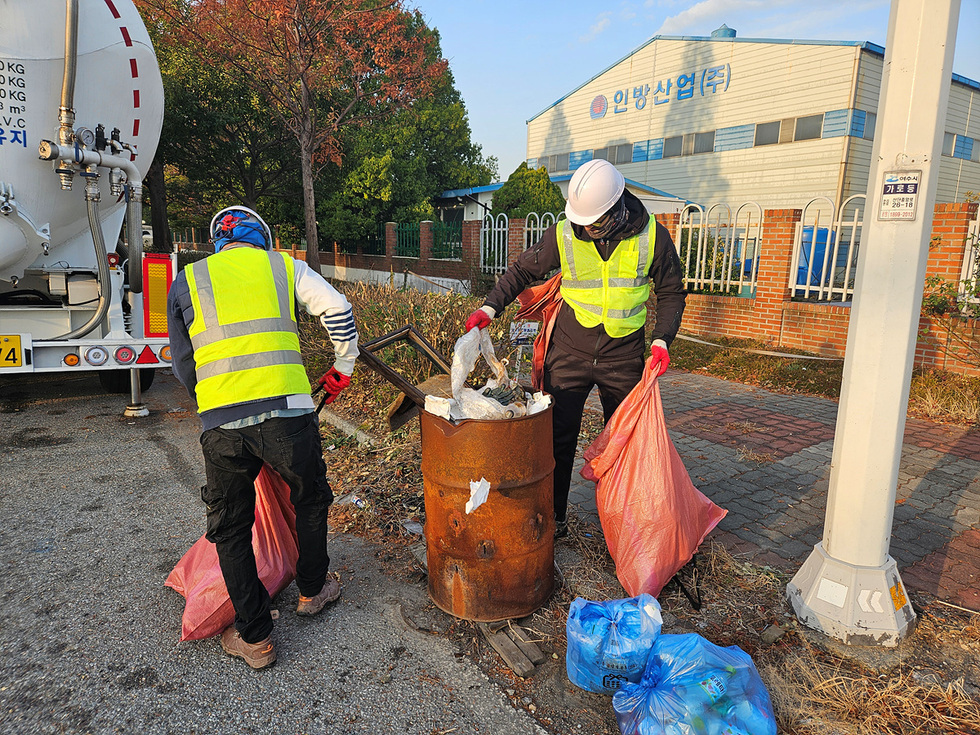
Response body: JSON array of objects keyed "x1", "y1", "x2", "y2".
[
  {"x1": 557, "y1": 219, "x2": 655, "y2": 337},
  {"x1": 185, "y1": 248, "x2": 309, "y2": 413}
]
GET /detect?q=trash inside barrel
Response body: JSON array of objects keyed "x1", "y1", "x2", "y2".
[{"x1": 420, "y1": 404, "x2": 555, "y2": 622}]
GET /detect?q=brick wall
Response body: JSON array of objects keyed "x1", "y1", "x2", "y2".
[
  {"x1": 677, "y1": 202, "x2": 979, "y2": 376},
  {"x1": 270, "y1": 203, "x2": 979, "y2": 377}
]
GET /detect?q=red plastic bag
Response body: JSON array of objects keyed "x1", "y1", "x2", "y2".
[
  {"x1": 581, "y1": 361, "x2": 727, "y2": 598},
  {"x1": 165, "y1": 463, "x2": 299, "y2": 641},
  {"x1": 514, "y1": 272, "x2": 563, "y2": 391}
]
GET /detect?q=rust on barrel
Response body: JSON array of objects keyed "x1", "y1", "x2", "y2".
[{"x1": 420, "y1": 405, "x2": 555, "y2": 622}]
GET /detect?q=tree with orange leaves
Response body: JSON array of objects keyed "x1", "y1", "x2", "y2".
[{"x1": 137, "y1": 0, "x2": 446, "y2": 272}]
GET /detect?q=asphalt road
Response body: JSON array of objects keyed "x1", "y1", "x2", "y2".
[{"x1": 0, "y1": 368, "x2": 548, "y2": 735}]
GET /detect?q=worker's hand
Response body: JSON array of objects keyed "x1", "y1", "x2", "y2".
[
  {"x1": 464, "y1": 306, "x2": 494, "y2": 333},
  {"x1": 648, "y1": 340, "x2": 670, "y2": 377},
  {"x1": 317, "y1": 367, "x2": 351, "y2": 405}
]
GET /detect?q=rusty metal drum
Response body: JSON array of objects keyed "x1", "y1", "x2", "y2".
[{"x1": 420, "y1": 405, "x2": 555, "y2": 622}]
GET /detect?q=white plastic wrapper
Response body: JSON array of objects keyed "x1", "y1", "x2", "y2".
[
  {"x1": 424, "y1": 395, "x2": 453, "y2": 421},
  {"x1": 444, "y1": 328, "x2": 518, "y2": 421},
  {"x1": 527, "y1": 391, "x2": 553, "y2": 416},
  {"x1": 465, "y1": 477, "x2": 491, "y2": 514}
]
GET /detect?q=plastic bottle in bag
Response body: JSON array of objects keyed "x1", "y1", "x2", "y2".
[
  {"x1": 714, "y1": 699, "x2": 775, "y2": 735},
  {"x1": 673, "y1": 667, "x2": 737, "y2": 735}
]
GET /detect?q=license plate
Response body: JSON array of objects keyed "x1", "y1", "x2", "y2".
[{"x1": 0, "y1": 335, "x2": 23, "y2": 368}]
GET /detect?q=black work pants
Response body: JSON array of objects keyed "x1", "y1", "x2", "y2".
[
  {"x1": 543, "y1": 344, "x2": 644, "y2": 523},
  {"x1": 199, "y1": 413, "x2": 333, "y2": 643}
]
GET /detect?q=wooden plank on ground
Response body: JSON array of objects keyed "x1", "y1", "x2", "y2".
[
  {"x1": 506, "y1": 624, "x2": 548, "y2": 665},
  {"x1": 478, "y1": 623, "x2": 535, "y2": 677},
  {"x1": 409, "y1": 541, "x2": 427, "y2": 571}
]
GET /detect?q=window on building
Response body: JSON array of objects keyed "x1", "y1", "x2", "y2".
[
  {"x1": 795, "y1": 114, "x2": 824, "y2": 141},
  {"x1": 593, "y1": 147, "x2": 608, "y2": 161},
  {"x1": 942, "y1": 132, "x2": 955, "y2": 156},
  {"x1": 863, "y1": 112, "x2": 876, "y2": 140},
  {"x1": 754, "y1": 121, "x2": 780, "y2": 146},
  {"x1": 694, "y1": 131, "x2": 716, "y2": 154},
  {"x1": 538, "y1": 153, "x2": 571, "y2": 172},
  {"x1": 663, "y1": 135, "x2": 683, "y2": 158},
  {"x1": 613, "y1": 144, "x2": 632, "y2": 164}
]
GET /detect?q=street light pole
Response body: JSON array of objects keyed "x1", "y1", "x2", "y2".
[{"x1": 787, "y1": 0, "x2": 961, "y2": 646}]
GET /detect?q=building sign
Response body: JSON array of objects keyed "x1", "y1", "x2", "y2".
[
  {"x1": 877, "y1": 170, "x2": 921, "y2": 221},
  {"x1": 589, "y1": 64, "x2": 731, "y2": 118}
]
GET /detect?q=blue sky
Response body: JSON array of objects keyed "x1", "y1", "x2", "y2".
[{"x1": 407, "y1": 0, "x2": 980, "y2": 182}]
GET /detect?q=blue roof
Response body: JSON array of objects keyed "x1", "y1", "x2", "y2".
[
  {"x1": 528, "y1": 33, "x2": 978, "y2": 122},
  {"x1": 549, "y1": 174, "x2": 685, "y2": 201},
  {"x1": 438, "y1": 182, "x2": 504, "y2": 198},
  {"x1": 439, "y1": 175, "x2": 686, "y2": 203}
]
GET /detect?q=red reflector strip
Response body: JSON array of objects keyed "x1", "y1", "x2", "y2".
[
  {"x1": 133, "y1": 89, "x2": 140, "y2": 108},
  {"x1": 133, "y1": 119, "x2": 140, "y2": 137},
  {"x1": 130, "y1": 58, "x2": 138, "y2": 78},
  {"x1": 136, "y1": 346, "x2": 160, "y2": 365},
  {"x1": 120, "y1": 27, "x2": 133, "y2": 47},
  {"x1": 104, "y1": 0, "x2": 120, "y2": 19}
]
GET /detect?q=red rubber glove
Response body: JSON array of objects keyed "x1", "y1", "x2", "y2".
[
  {"x1": 465, "y1": 307, "x2": 492, "y2": 333},
  {"x1": 317, "y1": 367, "x2": 351, "y2": 405},
  {"x1": 648, "y1": 341, "x2": 670, "y2": 377}
]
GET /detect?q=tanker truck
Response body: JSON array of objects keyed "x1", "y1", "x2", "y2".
[{"x1": 0, "y1": 0, "x2": 170, "y2": 415}]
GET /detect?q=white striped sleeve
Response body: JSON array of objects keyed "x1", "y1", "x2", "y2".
[{"x1": 292, "y1": 258, "x2": 360, "y2": 375}]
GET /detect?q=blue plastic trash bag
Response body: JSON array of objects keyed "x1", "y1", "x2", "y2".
[
  {"x1": 566, "y1": 594, "x2": 664, "y2": 694},
  {"x1": 612, "y1": 633, "x2": 777, "y2": 735}
]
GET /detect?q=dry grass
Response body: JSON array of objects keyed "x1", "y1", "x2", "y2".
[
  {"x1": 305, "y1": 283, "x2": 980, "y2": 735},
  {"x1": 908, "y1": 369, "x2": 980, "y2": 425},
  {"x1": 760, "y1": 637, "x2": 980, "y2": 735},
  {"x1": 734, "y1": 445, "x2": 776, "y2": 464}
]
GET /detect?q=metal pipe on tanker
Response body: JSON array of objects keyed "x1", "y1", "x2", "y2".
[
  {"x1": 57, "y1": 0, "x2": 79, "y2": 190},
  {"x1": 126, "y1": 184, "x2": 144, "y2": 293},
  {"x1": 51, "y1": 180, "x2": 112, "y2": 340}
]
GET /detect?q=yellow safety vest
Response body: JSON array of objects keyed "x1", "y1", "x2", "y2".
[
  {"x1": 557, "y1": 219, "x2": 655, "y2": 338},
  {"x1": 185, "y1": 248, "x2": 309, "y2": 414}
]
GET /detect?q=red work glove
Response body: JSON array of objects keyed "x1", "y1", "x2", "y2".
[
  {"x1": 317, "y1": 367, "x2": 351, "y2": 405},
  {"x1": 465, "y1": 307, "x2": 493, "y2": 333},
  {"x1": 648, "y1": 340, "x2": 670, "y2": 377}
]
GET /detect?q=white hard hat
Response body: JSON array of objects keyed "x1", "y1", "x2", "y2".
[{"x1": 564, "y1": 159, "x2": 626, "y2": 225}]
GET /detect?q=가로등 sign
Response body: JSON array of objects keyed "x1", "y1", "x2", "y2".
[{"x1": 878, "y1": 170, "x2": 921, "y2": 221}]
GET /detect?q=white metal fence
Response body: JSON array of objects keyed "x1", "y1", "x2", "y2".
[
  {"x1": 480, "y1": 213, "x2": 509, "y2": 275},
  {"x1": 675, "y1": 202, "x2": 764, "y2": 296},
  {"x1": 790, "y1": 196, "x2": 866, "y2": 302},
  {"x1": 524, "y1": 211, "x2": 564, "y2": 250},
  {"x1": 961, "y1": 216, "x2": 980, "y2": 311}
]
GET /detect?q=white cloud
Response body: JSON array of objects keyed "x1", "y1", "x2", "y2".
[
  {"x1": 579, "y1": 12, "x2": 613, "y2": 43},
  {"x1": 651, "y1": 0, "x2": 890, "y2": 42},
  {"x1": 655, "y1": 0, "x2": 770, "y2": 36}
]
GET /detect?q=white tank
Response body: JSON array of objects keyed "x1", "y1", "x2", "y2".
[{"x1": 0, "y1": 0, "x2": 164, "y2": 281}]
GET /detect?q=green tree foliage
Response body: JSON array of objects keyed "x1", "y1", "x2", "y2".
[
  {"x1": 137, "y1": 0, "x2": 447, "y2": 273},
  {"x1": 318, "y1": 55, "x2": 497, "y2": 248},
  {"x1": 491, "y1": 163, "x2": 565, "y2": 219}
]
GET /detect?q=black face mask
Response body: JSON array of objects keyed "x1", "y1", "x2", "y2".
[{"x1": 583, "y1": 196, "x2": 627, "y2": 240}]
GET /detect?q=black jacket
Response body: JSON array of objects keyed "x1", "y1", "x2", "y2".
[{"x1": 483, "y1": 189, "x2": 686, "y2": 363}]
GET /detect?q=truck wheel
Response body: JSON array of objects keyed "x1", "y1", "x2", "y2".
[{"x1": 98, "y1": 368, "x2": 156, "y2": 394}]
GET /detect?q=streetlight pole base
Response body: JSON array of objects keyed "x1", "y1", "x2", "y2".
[{"x1": 787, "y1": 542, "x2": 916, "y2": 647}]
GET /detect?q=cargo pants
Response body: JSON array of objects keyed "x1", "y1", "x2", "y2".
[
  {"x1": 542, "y1": 343, "x2": 645, "y2": 524},
  {"x1": 199, "y1": 412, "x2": 333, "y2": 643}
]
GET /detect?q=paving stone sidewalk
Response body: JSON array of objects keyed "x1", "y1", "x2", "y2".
[{"x1": 567, "y1": 371, "x2": 980, "y2": 612}]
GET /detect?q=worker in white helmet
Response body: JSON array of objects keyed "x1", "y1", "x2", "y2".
[{"x1": 465, "y1": 159, "x2": 686, "y2": 538}]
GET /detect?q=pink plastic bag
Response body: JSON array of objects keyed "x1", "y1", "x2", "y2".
[
  {"x1": 581, "y1": 361, "x2": 727, "y2": 598},
  {"x1": 165, "y1": 463, "x2": 299, "y2": 641}
]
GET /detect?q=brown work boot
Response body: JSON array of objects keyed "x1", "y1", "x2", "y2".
[
  {"x1": 220, "y1": 626, "x2": 276, "y2": 670},
  {"x1": 296, "y1": 577, "x2": 341, "y2": 617}
]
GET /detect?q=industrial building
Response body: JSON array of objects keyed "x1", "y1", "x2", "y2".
[{"x1": 525, "y1": 25, "x2": 980, "y2": 208}]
